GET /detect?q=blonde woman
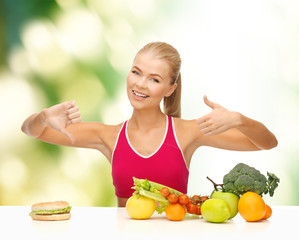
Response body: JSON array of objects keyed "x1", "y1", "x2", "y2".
[{"x1": 22, "y1": 42, "x2": 278, "y2": 207}]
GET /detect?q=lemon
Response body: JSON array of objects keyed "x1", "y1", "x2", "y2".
[{"x1": 126, "y1": 195, "x2": 156, "y2": 219}]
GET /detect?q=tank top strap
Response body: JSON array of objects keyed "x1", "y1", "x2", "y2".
[{"x1": 165, "y1": 115, "x2": 176, "y2": 144}]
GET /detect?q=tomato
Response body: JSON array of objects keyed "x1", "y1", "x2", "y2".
[
  {"x1": 201, "y1": 196, "x2": 209, "y2": 202},
  {"x1": 178, "y1": 194, "x2": 190, "y2": 205},
  {"x1": 195, "y1": 205, "x2": 201, "y2": 215},
  {"x1": 168, "y1": 193, "x2": 178, "y2": 204},
  {"x1": 192, "y1": 195, "x2": 200, "y2": 204},
  {"x1": 186, "y1": 202, "x2": 196, "y2": 214},
  {"x1": 160, "y1": 187, "x2": 170, "y2": 198},
  {"x1": 192, "y1": 195, "x2": 200, "y2": 200}
]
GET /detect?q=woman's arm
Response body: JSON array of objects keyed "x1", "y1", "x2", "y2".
[
  {"x1": 21, "y1": 101, "x2": 105, "y2": 150},
  {"x1": 195, "y1": 96, "x2": 278, "y2": 150},
  {"x1": 22, "y1": 101, "x2": 81, "y2": 141}
]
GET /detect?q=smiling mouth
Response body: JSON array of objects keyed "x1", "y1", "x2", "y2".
[{"x1": 133, "y1": 90, "x2": 149, "y2": 98}]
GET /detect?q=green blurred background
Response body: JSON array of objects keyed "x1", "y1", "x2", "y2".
[{"x1": 0, "y1": 0, "x2": 298, "y2": 206}]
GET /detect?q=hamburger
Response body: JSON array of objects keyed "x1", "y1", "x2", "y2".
[{"x1": 29, "y1": 201, "x2": 72, "y2": 221}]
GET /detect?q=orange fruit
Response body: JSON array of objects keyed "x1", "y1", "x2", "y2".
[
  {"x1": 165, "y1": 203, "x2": 186, "y2": 221},
  {"x1": 238, "y1": 192, "x2": 266, "y2": 222},
  {"x1": 262, "y1": 204, "x2": 272, "y2": 220}
]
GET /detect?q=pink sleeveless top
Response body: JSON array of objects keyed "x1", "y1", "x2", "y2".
[{"x1": 111, "y1": 115, "x2": 189, "y2": 198}]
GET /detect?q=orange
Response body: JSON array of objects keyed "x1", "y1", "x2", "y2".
[
  {"x1": 165, "y1": 203, "x2": 186, "y2": 221},
  {"x1": 238, "y1": 192, "x2": 266, "y2": 222},
  {"x1": 262, "y1": 204, "x2": 272, "y2": 220}
]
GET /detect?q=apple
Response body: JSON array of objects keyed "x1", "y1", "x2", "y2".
[
  {"x1": 211, "y1": 191, "x2": 239, "y2": 219},
  {"x1": 201, "y1": 199, "x2": 231, "y2": 223}
]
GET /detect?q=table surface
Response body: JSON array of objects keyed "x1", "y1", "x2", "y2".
[{"x1": 0, "y1": 206, "x2": 297, "y2": 240}]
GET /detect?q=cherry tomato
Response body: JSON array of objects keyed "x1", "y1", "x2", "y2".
[
  {"x1": 160, "y1": 187, "x2": 170, "y2": 198},
  {"x1": 192, "y1": 195, "x2": 200, "y2": 204},
  {"x1": 201, "y1": 196, "x2": 209, "y2": 202},
  {"x1": 195, "y1": 205, "x2": 201, "y2": 215},
  {"x1": 186, "y1": 202, "x2": 196, "y2": 214},
  {"x1": 178, "y1": 194, "x2": 190, "y2": 205},
  {"x1": 168, "y1": 193, "x2": 178, "y2": 204}
]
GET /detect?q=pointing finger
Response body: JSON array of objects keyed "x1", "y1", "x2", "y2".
[{"x1": 203, "y1": 95, "x2": 217, "y2": 109}]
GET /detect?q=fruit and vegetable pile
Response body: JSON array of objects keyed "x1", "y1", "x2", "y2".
[{"x1": 126, "y1": 163, "x2": 280, "y2": 223}]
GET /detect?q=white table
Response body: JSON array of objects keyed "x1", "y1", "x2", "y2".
[{"x1": 0, "y1": 206, "x2": 296, "y2": 240}]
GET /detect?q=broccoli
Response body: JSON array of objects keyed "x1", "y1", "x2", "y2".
[{"x1": 207, "y1": 163, "x2": 280, "y2": 197}]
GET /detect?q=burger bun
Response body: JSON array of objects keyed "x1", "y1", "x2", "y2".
[{"x1": 31, "y1": 213, "x2": 71, "y2": 221}]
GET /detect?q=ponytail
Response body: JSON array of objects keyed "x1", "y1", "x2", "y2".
[{"x1": 163, "y1": 72, "x2": 181, "y2": 118}]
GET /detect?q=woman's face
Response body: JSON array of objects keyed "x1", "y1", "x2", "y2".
[{"x1": 126, "y1": 52, "x2": 177, "y2": 111}]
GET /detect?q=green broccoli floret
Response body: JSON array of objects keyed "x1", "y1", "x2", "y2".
[{"x1": 222, "y1": 163, "x2": 279, "y2": 197}]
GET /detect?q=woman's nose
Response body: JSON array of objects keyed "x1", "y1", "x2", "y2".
[{"x1": 136, "y1": 77, "x2": 147, "y2": 89}]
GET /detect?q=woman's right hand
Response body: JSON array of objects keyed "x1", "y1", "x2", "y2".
[{"x1": 41, "y1": 100, "x2": 81, "y2": 143}]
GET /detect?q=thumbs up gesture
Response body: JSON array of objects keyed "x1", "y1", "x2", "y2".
[{"x1": 196, "y1": 96, "x2": 240, "y2": 136}]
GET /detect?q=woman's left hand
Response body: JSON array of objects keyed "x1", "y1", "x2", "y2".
[{"x1": 196, "y1": 96, "x2": 240, "y2": 136}]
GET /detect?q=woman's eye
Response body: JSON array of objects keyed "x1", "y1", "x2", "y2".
[
  {"x1": 151, "y1": 78, "x2": 159, "y2": 83},
  {"x1": 132, "y1": 70, "x2": 139, "y2": 75}
]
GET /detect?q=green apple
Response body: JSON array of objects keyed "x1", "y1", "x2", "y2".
[
  {"x1": 211, "y1": 191, "x2": 239, "y2": 219},
  {"x1": 201, "y1": 199, "x2": 231, "y2": 223}
]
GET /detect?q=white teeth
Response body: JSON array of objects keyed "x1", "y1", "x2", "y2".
[{"x1": 133, "y1": 90, "x2": 148, "y2": 98}]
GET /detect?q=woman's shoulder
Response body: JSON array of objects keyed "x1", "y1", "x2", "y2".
[
  {"x1": 171, "y1": 117, "x2": 203, "y2": 153},
  {"x1": 172, "y1": 117, "x2": 198, "y2": 130},
  {"x1": 172, "y1": 117, "x2": 202, "y2": 140},
  {"x1": 92, "y1": 121, "x2": 125, "y2": 134}
]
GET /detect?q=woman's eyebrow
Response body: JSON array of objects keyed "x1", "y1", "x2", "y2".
[
  {"x1": 151, "y1": 73, "x2": 163, "y2": 79},
  {"x1": 132, "y1": 66, "x2": 142, "y2": 72},
  {"x1": 132, "y1": 65, "x2": 163, "y2": 79},
  {"x1": 133, "y1": 66, "x2": 163, "y2": 79}
]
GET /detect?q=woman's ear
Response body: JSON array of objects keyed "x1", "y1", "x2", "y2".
[{"x1": 165, "y1": 83, "x2": 177, "y2": 97}]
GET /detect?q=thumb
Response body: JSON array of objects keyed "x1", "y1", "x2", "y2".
[
  {"x1": 60, "y1": 128, "x2": 75, "y2": 144},
  {"x1": 203, "y1": 95, "x2": 217, "y2": 109}
]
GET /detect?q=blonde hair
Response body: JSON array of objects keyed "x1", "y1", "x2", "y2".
[{"x1": 136, "y1": 42, "x2": 182, "y2": 118}]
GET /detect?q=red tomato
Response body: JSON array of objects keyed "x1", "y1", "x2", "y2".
[
  {"x1": 186, "y1": 202, "x2": 196, "y2": 214},
  {"x1": 201, "y1": 196, "x2": 209, "y2": 202},
  {"x1": 195, "y1": 205, "x2": 201, "y2": 215},
  {"x1": 178, "y1": 194, "x2": 190, "y2": 205},
  {"x1": 160, "y1": 187, "x2": 170, "y2": 198},
  {"x1": 168, "y1": 193, "x2": 178, "y2": 204},
  {"x1": 192, "y1": 195, "x2": 200, "y2": 204}
]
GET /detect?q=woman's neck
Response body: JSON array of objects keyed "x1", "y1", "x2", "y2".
[{"x1": 130, "y1": 108, "x2": 166, "y2": 130}]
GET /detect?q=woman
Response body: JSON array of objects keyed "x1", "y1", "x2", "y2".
[{"x1": 22, "y1": 42, "x2": 278, "y2": 207}]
